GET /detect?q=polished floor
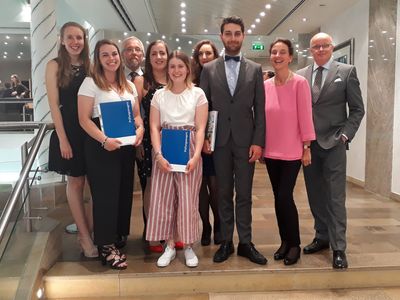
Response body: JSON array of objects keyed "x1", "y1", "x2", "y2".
[{"x1": 45, "y1": 162, "x2": 400, "y2": 298}]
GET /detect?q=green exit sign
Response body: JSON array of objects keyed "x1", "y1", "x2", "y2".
[{"x1": 252, "y1": 43, "x2": 265, "y2": 51}]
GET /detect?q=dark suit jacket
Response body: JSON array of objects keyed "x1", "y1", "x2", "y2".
[
  {"x1": 297, "y1": 61, "x2": 365, "y2": 149},
  {"x1": 200, "y1": 57, "x2": 265, "y2": 148}
]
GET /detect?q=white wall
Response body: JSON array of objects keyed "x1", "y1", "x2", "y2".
[
  {"x1": 392, "y1": 1, "x2": 400, "y2": 196},
  {"x1": 321, "y1": 0, "x2": 369, "y2": 182}
]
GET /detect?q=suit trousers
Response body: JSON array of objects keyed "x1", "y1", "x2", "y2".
[
  {"x1": 303, "y1": 141, "x2": 347, "y2": 251},
  {"x1": 85, "y1": 118, "x2": 135, "y2": 246},
  {"x1": 265, "y1": 158, "x2": 301, "y2": 247},
  {"x1": 213, "y1": 137, "x2": 255, "y2": 244}
]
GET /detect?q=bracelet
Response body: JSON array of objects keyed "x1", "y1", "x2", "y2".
[{"x1": 101, "y1": 136, "x2": 108, "y2": 148}]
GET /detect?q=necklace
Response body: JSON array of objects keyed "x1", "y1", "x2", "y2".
[{"x1": 274, "y1": 71, "x2": 293, "y2": 86}]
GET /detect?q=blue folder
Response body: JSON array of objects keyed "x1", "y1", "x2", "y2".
[
  {"x1": 98, "y1": 100, "x2": 136, "y2": 146},
  {"x1": 161, "y1": 128, "x2": 190, "y2": 172}
]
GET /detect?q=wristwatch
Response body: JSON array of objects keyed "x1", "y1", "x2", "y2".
[{"x1": 303, "y1": 144, "x2": 310, "y2": 149}]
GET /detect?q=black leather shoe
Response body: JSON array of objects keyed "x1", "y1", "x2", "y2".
[
  {"x1": 303, "y1": 238, "x2": 329, "y2": 254},
  {"x1": 332, "y1": 250, "x2": 348, "y2": 269},
  {"x1": 284, "y1": 246, "x2": 301, "y2": 265},
  {"x1": 213, "y1": 241, "x2": 234, "y2": 263},
  {"x1": 274, "y1": 241, "x2": 289, "y2": 260},
  {"x1": 115, "y1": 235, "x2": 127, "y2": 249},
  {"x1": 237, "y1": 242, "x2": 267, "y2": 265}
]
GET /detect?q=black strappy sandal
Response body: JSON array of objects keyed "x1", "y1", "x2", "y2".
[{"x1": 98, "y1": 245, "x2": 127, "y2": 270}]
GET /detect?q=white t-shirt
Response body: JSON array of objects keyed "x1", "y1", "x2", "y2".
[
  {"x1": 151, "y1": 86, "x2": 208, "y2": 127},
  {"x1": 78, "y1": 77, "x2": 138, "y2": 118}
]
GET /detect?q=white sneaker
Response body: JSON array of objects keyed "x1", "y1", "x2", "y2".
[
  {"x1": 184, "y1": 247, "x2": 199, "y2": 267},
  {"x1": 157, "y1": 246, "x2": 176, "y2": 267}
]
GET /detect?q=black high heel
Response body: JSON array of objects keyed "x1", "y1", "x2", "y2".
[
  {"x1": 98, "y1": 245, "x2": 127, "y2": 270},
  {"x1": 274, "y1": 241, "x2": 289, "y2": 260},
  {"x1": 201, "y1": 226, "x2": 212, "y2": 246},
  {"x1": 284, "y1": 246, "x2": 301, "y2": 265}
]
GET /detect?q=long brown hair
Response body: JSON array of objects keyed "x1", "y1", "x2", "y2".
[
  {"x1": 166, "y1": 50, "x2": 193, "y2": 90},
  {"x1": 56, "y1": 22, "x2": 90, "y2": 88},
  {"x1": 143, "y1": 40, "x2": 169, "y2": 90},
  {"x1": 91, "y1": 39, "x2": 133, "y2": 94},
  {"x1": 191, "y1": 40, "x2": 219, "y2": 86}
]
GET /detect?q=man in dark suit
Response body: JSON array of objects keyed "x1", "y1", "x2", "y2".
[
  {"x1": 297, "y1": 32, "x2": 365, "y2": 269},
  {"x1": 200, "y1": 16, "x2": 267, "y2": 265}
]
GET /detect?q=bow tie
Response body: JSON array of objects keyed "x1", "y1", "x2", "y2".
[{"x1": 225, "y1": 55, "x2": 240, "y2": 62}]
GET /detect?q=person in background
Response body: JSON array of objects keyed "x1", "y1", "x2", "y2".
[
  {"x1": 46, "y1": 22, "x2": 96, "y2": 258},
  {"x1": 2, "y1": 82, "x2": 13, "y2": 98},
  {"x1": 78, "y1": 39, "x2": 144, "y2": 270},
  {"x1": 146, "y1": 50, "x2": 208, "y2": 268},
  {"x1": 134, "y1": 40, "x2": 175, "y2": 253},
  {"x1": 191, "y1": 39, "x2": 221, "y2": 246},
  {"x1": 120, "y1": 35, "x2": 145, "y2": 248},
  {"x1": 200, "y1": 16, "x2": 267, "y2": 265},
  {"x1": 297, "y1": 32, "x2": 365, "y2": 269},
  {"x1": 263, "y1": 38, "x2": 315, "y2": 266},
  {"x1": 10, "y1": 74, "x2": 28, "y2": 98}
]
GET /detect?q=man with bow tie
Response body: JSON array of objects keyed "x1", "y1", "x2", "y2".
[
  {"x1": 200, "y1": 16, "x2": 266, "y2": 265},
  {"x1": 297, "y1": 32, "x2": 365, "y2": 269}
]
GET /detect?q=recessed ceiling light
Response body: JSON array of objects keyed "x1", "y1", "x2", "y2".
[
  {"x1": 389, "y1": 37, "x2": 394, "y2": 40},
  {"x1": 260, "y1": 12, "x2": 266, "y2": 17},
  {"x1": 162, "y1": 35, "x2": 166, "y2": 39},
  {"x1": 4, "y1": 51, "x2": 7, "y2": 55},
  {"x1": 20, "y1": 42, "x2": 24, "y2": 45},
  {"x1": 251, "y1": 24, "x2": 256, "y2": 28},
  {"x1": 147, "y1": 32, "x2": 151, "y2": 36},
  {"x1": 5, "y1": 35, "x2": 10, "y2": 39},
  {"x1": 382, "y1": 30, "x2": 387, "y2": 34},
  {"x1": 393, "y1": 43, "x2": 396, "y2": 45},
  {"x1": 180, "y1": 10, "x2": 185, "y2": 15},
  {"x1": 176, "y1": 38, "x2": 180, "y2": 42},
  {"x1": 24, "y1": 36, "x2": 28, "y2": 39},
  {"x1": 123, "y1": 32, "x2": 128, "y2": 36},
  {"x1": 204, "y1": 29, "x2": 208, "y2": 33},
  {"x1": 369, "y1": 39, "x2": 374, "y2": 42},
  {"x1": 302, "y1": 54, "x2": 307, "y2": 57},
  {"x1": 265, "y1": 4, "x2": 272, "y2": 9},
  {"x1": 181, "y1": 17, "x2": 186, "y2": 22},
  {"x1": 180, "y1": 2, "x2": 186, "y2": 8},
  {"x1": 4, "y1": 42, "x2": 8, "y2": 45},
  {"x1": 181, "y1": 28, "x2": 186, "y2": 33},
  {"x1": 178, "y1": 46, "x2": 182, "y2": 50},
  {"x1": 247, "y1": 29, "x2": 252, "y2": 34},
  {"x1": 146, "y1": 41, "x2": 149, "y2": 44},
  {"x1": 182, "y1": 23, "x2": 186, "y2": 27},
  {"x1": 289, "y1": 29, "x2": 293, "y2": 33},
  {"x1": 296, "y1": 44, "x2": 299, "y2": 48},
  {"x1": 302, "y1": 18, "x2": 307, "y2": 22},
  {"x1": 17, "y1": 56, "x2": 21, "y2": 59},
  {"x1": 118, "y1": 39, "x2": 121, "y2": 43},
  {"x1": 20, "y1": 52, "x2": 23, "y2": 55},
  {"x1": 369, "y1": 45, "x2": 373, "y2": 48},
  {"x1": 255, "y1": 18, "x2": 260, "y2": 23},
  {"x1": 3, "y1": 55, "x2": 6, "y2": 59},
  {"x1": 188, "y1": 40, "x2": 192, "y2": 44}
]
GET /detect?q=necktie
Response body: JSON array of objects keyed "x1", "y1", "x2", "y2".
[
  {"x1": 225, "y1": 55, "x2": 240, "y2": 62},
  {"x1": 129, "y1": 71, "x2": 138, "y2": 81},
  {"x1": 312, "y1": 66, "x2": 324, "y2": 103}
]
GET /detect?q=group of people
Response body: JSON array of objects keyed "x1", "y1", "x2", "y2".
[
  {"x1": 47, "y1": 15, "x2": 364, "y2": 271},
  {"x1": 0, "y1": 74, "x2": 30, "y2": 98}
]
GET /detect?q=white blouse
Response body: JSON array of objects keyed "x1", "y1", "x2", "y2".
[
  {"x1": 151, "y1": 86, "x2": 208, "y2": 127},
  {"x1": 78, "y1": 77, "x2": 138, "y2": 118}
]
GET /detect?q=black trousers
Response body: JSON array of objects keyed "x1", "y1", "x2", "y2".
[
  {"x1": 85, "y1": 119, "x2": 135, "y2": 246},
  {"x1": 265, "y1": 158, "x2": 301, "y2": 247}
]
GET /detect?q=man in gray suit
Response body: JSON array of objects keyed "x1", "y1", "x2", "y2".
[
  {"x1": 297, "y1": 32, "x2": 365, "y2": 269},
  {"x1": 200, "y1": 16, "x2": 266, "y2": 265}
]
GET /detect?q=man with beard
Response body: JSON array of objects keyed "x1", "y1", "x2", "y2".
[{"x1": 200, "y1": 16, "x2": 266, "y2": 265}]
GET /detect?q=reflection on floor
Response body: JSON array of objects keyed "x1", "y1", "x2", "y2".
[{"x1": 45, "y1": 163, "x2": 400, "y2": 299}]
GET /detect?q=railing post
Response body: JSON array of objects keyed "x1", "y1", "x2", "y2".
[{"x1": 20, "y1": 142, "x2": 32, "y2": 232}]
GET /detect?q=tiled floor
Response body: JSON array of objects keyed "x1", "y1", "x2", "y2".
[{"x1": 45, "y1": 162, "x2": 400, "y2": 298}]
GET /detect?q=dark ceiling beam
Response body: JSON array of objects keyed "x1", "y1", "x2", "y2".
[
  {"x1": 109, "y1": 0, "x2": 137, "y2": 32},
  {"x1": 267, "y1": 0, "x2": 306, "y2": 36}
]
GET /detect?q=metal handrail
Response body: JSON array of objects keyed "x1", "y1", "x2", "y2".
[{"x1": 0, "y1": 121, "x2": 54, "y2": 245}]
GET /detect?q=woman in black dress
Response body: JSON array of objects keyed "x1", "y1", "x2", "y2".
[
  {"x1": 191, "y1": 40, "x2": 221, "y2": 246},
  {"x1": 46, "y1": 22, "x2": 96, "y2": 257}
]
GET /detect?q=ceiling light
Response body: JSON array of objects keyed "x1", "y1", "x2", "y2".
[
  {"x1": 4, "y1": 42, "x2": 8, "y2": 45},
  {"x1": 20, "y1": 42, "x2": 24, "y2": 45},
  {"x1": 302, "y1": 18, "x2": 307, "y2": 22},
  {"x1": 247, "y1": 29, "x2": 252, "y2": 34},
  {"x1": 118, "y1": 39, "x2": 121, "y2": 43},
  {"x1": 24, "y1": 36, "x2": 28, "y2": 40},
  {"x1": 182, "y1": 23, "x2": 186, "y2": 27},
  {"x1": 162, "y1": 35, "x2": 166, "y2": 39},
  {"x1": 178, "y1": 46, "x2": 182, "y2": 50},
  {"x1": 308, "y1": 56, "x2": 313, "y2": 59},
  {"x1": 369, "y1": 39, "x2": 374, "y2": 42},
  {"x1": 180, "y1": 10, "x2": 185, "y2": 15},
  {"x1": 147, "y1": 32, "x2": 151, "y2": 36},
  {"x1": 17, "y1": 56, "x2": 21, "y2": 59},
  {"x1": 369, "y1": 45, "x2": 373, "y2": 48},
  {"x1": 265, "y1": 4, "x2": 272, "y2": 9},
  {"x1": 5, "y1": 36, "x2": 10, "y2": 39},
  {"x1": 251, "y1": 24, "x2": 256, "y2": 28},
  {"x1": 180, "y1": 2, "x2": 186, "y2": 8},
  {"x1": 188, "y1": 40, "x2": 192, "y2": 44},
  {"x1": 20, "y1": 52, "x2": 23, "y2": 55},
  {"x1": 123, "y1": 32, "x2": 128, "y2": 36},
  {"x1": 393, "y1": 43, "x2": 396, "y2": 45},
  {"x1": 296, "y1": 44, "x2": 299, "y2": 48},
  {"x1": 204, "y1": 29, "x2": 208, "y2": 33},
  {"x1": 260, "y1": 12, "x2": 266, "y2": 17},
  {"x1": 3, "y1": 55, "x2": 6, "y2": 59},
  {"x1": 382, "y1": 30, "x2": 387, "y2": 34},
  {"x1": 389, "y1": 37, "x2": 394, "y2": 40},
  {"x1": 255, "y1": 18, "x2": 260, "y2": 23},
  {"x1": 289, "y1": 29, "x2": 293, "y2": 33},
  {"x1": 36, "y1": 287, "x2": 44, "y2": 299},
  {"x1": 4, "y1": 51, "x2": 7, "y2": 55},
  {"x1": 181, "y1": 17, "x2": 186, "y2": 22},
  {"x1": 181, "y1": 28, "x2": 186, "y2": 33},
  {"x1": 176, "y1": 38, "x2": 180, "y2": 42},
  {"x1": 146, "y1": 41, "x2": 149, "y2": 44}
]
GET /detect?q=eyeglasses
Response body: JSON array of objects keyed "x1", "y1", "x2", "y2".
[
  {"x1": 311, "y1": 44, "x2": 332, "y2": 50},
  {"x1": 124, "y1": 47, "x2": 143, "y2": 54}
]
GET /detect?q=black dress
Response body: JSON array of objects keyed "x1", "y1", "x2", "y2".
[
  {"x1": 48, "y1": 64, "x2": 86, "y2": 177},
  {"x1": 137, "y1": 84, "x2": 164, "y2": 183}
]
